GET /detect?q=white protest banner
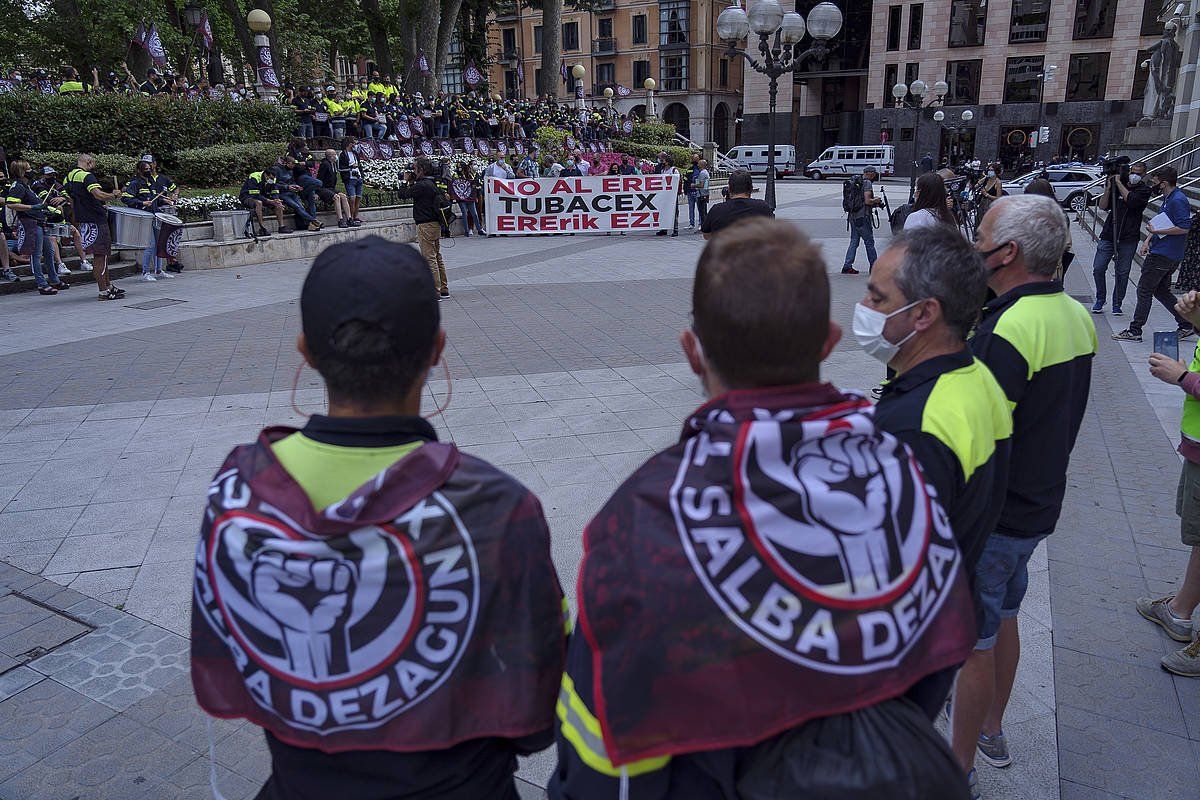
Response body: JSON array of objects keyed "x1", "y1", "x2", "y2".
[{"x1": 485, "y1": 174, "x2": 679, "y2": 235}]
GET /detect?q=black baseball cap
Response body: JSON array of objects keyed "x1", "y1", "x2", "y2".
[{"x1": 300, "y1": 236, "x2": 439, "y2": 364}]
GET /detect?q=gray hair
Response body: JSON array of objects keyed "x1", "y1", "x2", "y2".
[
  {"x1": 888, "y1": 227, "x2": 988, "y2": 339},
  {"x1": 988, "y1": 194, "x2": 1067, "y2": 276}
]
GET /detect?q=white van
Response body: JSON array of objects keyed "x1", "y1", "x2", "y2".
[
  {"x1": 723, "y1": 144, "x2": 797, "y2": 177},
  {"x1": 805, "y1": 145, "x2": 895, "y2": 179}
]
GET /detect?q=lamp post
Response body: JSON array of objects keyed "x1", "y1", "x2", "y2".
[
  {"x1": 572, "y1": 63, "x2": 586, "y2": 114},
  {"x1": 1035, "y1": 64, "x2": 1058, "y2": 165},
  {"x1": 644, "y1": 77, "x2": 657, "y2": 120},
  {"x1": 717, "y1": 0, "x2": 844, "y2": 210},
  {"x1": 892, "y1": 77, "x2": 947, "y2": 201},
  {"x1": 246, "y1": 9, "x2": 273, "y2": 100},
  {"x1": 603, "y1": 86, "x2": 614, "y2": 122},
  {"x1": 932, "y1": 108, "x2": 974, "y2": 166}
]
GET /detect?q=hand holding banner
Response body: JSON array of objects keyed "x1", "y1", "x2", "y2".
[{"x1": 486, "y1": 175, "x2": 679, "y2": 235}]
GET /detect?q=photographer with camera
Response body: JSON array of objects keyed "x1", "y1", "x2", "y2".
[
  {"x1": 397, "y1": 157, "x2": 450, "y2": 300},
  {"x1": 1091, "y1": 160, "x2": 1150, "y2": 316}
]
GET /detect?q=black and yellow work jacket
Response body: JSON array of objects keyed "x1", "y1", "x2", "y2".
[
  {"x1": 239, "y1": 171, "x2": 278, "y2": 201},
  {"x1": 970, "y1": 281, "x2": 1096, "y2": 538}
]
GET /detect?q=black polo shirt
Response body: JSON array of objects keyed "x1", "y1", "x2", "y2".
[
  {"x1": 700, "y1": 197, "x2": 774, "y2": 236},
  {"x1": 874, "y1": 348, "x2": 1012, "y2": 574},
  {"x1": 970, "y1": 281, "x2": 1097, "y2": 538}
]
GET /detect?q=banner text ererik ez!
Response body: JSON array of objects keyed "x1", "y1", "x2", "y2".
[{"x1": 485, "y1": 175, "x2": 680, "y2": 234}]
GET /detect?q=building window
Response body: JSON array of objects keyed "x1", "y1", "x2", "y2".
[
  {"x1": 534, "y1": 25, "x2": 543, "y2": 54},
  {"x1": 949, "y1": 0, "x2": 986, "y2": 47},
  {"x1": 660, "y1": 0, "x2": 689, "y2": 46},
  {"x1": 1141, "y1": 0, "x2": 1165, "y2": 36},
  {"x1": 884, "y1": 63, "x2": 898, "y2": 107},
  {"x1": 719, "y1": 58, "x2": 729, "y2": 87},
  {"x1": 535, "y1": 68, "x2": 543, "y2": 89},
  {"x1": 904, "y1": 62, "x2": 919, "y2": 102},
  {"x1": 945, "y1": 59, "x2": 982, "y2": 104},
  {"x1": 441, "y1": 36, "x2": 464, "y2": 94},
  {"x1": 908, "y1": 4, "x2": 924, "y2": 50},
  {"x1": 597, "y1": 62, "x2": 616, "y2": 85},
  {"x1": 1004, "y1": 55, "x2": 1044, "y2": 102},
  {"x1": 1065, "y1": 52, "x2": 1109, "y2": 101},
  {"x1": 1009, "y1": 0, "x2": 1048, "y2": 43},
  {"x1": 886, "y1": 5, "x2": 902, "y2": 51},
  {"x1": 599, "y1": 18, "x2": 613, "y2": 39},
  {"x1": 563, "y1": 21, "x2": 580, "y2": 51},
  {"x1": 633, "y1": 59, "x2": 650, "y2": 86},
  {"x1": 632, "y1": 14, "x2": 647, "y2": 44},
  {"x1": 900, "y1": 127, "x2": 914, "y2": 141},
  {"x1": 662, "y1": 51, "x2": 688, "y2": 91},
  {"x1": 1132, "y1": 47, "x2": 1153, "y2": 99},
  {"x1": 1073, "y1": 0, "x2": 1117, "y2": 39},
  {"x1": 502, "y1": 28, "x2": 517, "y2": 55}
]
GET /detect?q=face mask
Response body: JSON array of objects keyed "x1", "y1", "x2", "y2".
[
  {"x1": 1128, "y1": 173, "x2": 1143, "y2": 185},
  {"x1": 852, "y1": 300, "x2": 921, "y2": 364},
  {"x1": 987, "y1": 170, "x2": 996, "y2": 178}
]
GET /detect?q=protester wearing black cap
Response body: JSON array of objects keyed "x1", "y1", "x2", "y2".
[
  {"x1": 397, "y1": 157, "x2": 450, "y2": 299},
  {"x1": 190, "y1": 236, "x2": 566, "y2": 800}
]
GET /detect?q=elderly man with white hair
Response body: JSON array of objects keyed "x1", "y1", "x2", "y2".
[{"x1": 949, "y1": 194, "x2": 1097, "y2": 799}]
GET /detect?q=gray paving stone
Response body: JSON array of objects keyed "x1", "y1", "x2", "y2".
[
  {"x1": 0, "y1": 679, "x2": 116, "y2": 780},
  {"x1": 1054, "y1": 648, "x2": 1189, "y2": 737},
  {"x1": 0, "y1": 666, "x2": 42, "y2": 701}
]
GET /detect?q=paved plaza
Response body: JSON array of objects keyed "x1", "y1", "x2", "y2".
[{"x1": 0, "y1": 180, "x2": 1195, "y2": 799}]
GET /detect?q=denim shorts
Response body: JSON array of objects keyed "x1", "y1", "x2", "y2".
[
  {"x1": 344, "y1": 178, "x2": 363, "y2": 199},
  {"x1": 973, "y1": 532, "x2": 1047, "y2": 650}
]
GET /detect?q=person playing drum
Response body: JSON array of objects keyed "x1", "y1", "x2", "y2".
[
  {"x1": 65, "y1": 153, "x2": 124, "y2": 301},
  {"x1": 123, "y1": 158, "x2": 173, "y2": 282},
  {"x1": 32, "y1": 165, "x2": 92, "y2": 276},
  {"x1": 146, "y1": 154, "x2": 185, "y2": 272}
]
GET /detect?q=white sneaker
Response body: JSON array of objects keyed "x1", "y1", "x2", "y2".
[
  {"x1": 154, "y1": 271, "x2": 174, "y2": 279},
  {"x1": 56, "y1": 263, "x2": 71, "y2": 274},
  {"x1": 139, "y1": 274, "x2": 157, "y2": 282},
  {"x1": 81, "y1": 260, "x2": 94, "y2": 272}
]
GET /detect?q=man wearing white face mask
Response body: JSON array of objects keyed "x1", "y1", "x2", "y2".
[{"x1": 865, "y1": 230, "x2": 1013, "y2": 800}]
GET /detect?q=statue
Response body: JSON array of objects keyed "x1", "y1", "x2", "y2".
[{"x1": 1139, "y1": 21, "x2": 1182, "y2": 125}]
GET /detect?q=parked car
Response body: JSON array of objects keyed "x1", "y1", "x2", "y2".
[
  {"x1": 723, "y1": 144, "x2": 797, "y2": 177},
  {"x1": 1002, "y1": 165, "x2": 1104, "y2": 213},
  {"x1": 804, "y1": 145, "x2": 896, "y2": 180}
]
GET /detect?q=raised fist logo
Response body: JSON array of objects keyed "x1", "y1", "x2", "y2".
[
  {"x1": 743, "y1": 426, "x2": 913, "y2": 598},
  {"x1": 250, "y1": 550, "x2": 357, "y2": 681}
]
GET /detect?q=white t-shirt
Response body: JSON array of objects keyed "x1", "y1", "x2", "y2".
[
  {"x1": 577, "y1": 161, "x2": 590, "y2": 176},
  {"x1": 903, "y1": 207, "x2": 942, "y2": 231}
]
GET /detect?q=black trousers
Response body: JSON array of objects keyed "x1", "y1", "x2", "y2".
[{"x1": 1131, "y1": 253, "x2": 1190, "y2": 334}]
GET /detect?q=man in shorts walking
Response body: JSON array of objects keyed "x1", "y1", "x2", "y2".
[{"x1": 66, "y1": 153, "x2": 124, "y2": 301}]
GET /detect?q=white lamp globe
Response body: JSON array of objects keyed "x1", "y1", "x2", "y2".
[
  {"x1": 891, "y1": 82, "x2": 908, "y2": 100},
  {"x1": 572, "y1": 64, "x2": 586, "y2": 79},
  {"x1": 747, "y1": 0, "x2": 785, "y2": 36},
  {"x1": 806, "y1": 2, "x2": 844, "y2": 40},
  {"x1": 933, "y1": 110, "x2": 945, "y2": 122},
  {"x1": 779, "y1": 12, "x2": 807, "y2": 44},
  {"x1": 716, "y1": 5, "x2": 751, "y2": 41},
  {"x1": 932, "y1": 79, "x2": 949, "y2": 97},
  {"x1": 910, "y1": 79, "x2": 928, "y2": 98},
  {"x1": 961, "y1": 109, "x2": 975, "y2": 122}
]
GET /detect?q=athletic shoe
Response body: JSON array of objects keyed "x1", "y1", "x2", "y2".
[
  {"x1": 307, "y1": 221, "x2": 323, "y2": 232},
  {"x1": 56, "y1": 263, "x2": 71, "y2": 275},
  {"x1": 278, "y1": 226, "x2": 295, "y2": 234},
  {"x1": 977, "y1": 730, "x2": 1012, "y2": 768},
  {"x1": 139, "y1": 274, "x2": 157, "y2": 282},
  {"x1": 440, "y1": 290, "x2": 450, "y2": 299},
  {"x1": 81, "y1": 259, "x2": 94, "y2": 272},
  {"x1": 337, "y1": 220, "x2": 348, "y2": 229},
  {"x1": 165, "y1": 262, "x2": 183, "y2": 273},
  {"x1": 2, "y1": 269, "x2": 18, "y2": 282},
  {"x1": 1112, "y1": 329, "x2": 1142, "y2": 342},
  {"x1": 108, "y1": 285, "x2": 126, "y2": 298},
  {"x1": 256, "y1": 226, "x2": 271, "y2": 237},
  {"x1": 1136, "y1": 595, "x2": 1194, "y2": 642},
  {"x1": 154, "y1": 271, "x2": 175, "y2": 279},
  {"x1": 1112, "y1": 306, "x2": 1124, "y2": 315},
  {"x1": 98, "y1": 290, "x2": 116, "y2": 301},
  {"x1": 1162, "y1": 638, "x2": 1200, "y2": 677},
  {"x1": 841, "y1": 266, "x2": 861, "y2": 275},
  {"x1": 1091, "y1": 301, "x2": 1104, "y2": 314}
]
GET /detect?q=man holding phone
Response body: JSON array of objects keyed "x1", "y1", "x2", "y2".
[{"x1": 1143, "y1": 289, "x2": 1200, "y2": 677}]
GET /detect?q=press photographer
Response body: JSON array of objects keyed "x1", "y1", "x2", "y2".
[{"x1": 1091, "y1": 158, "x2": 1150, "y2": 316}]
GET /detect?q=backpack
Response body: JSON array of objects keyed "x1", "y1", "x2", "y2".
[
  {"x1": 889, "y1": 203, "x2": 912, "y2": 233},
  {"x1": 842, "y1": 176, "x2": 865, "y2": 214}
]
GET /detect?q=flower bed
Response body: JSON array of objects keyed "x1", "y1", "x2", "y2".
[
  {"x1": 175, "y1": 193, "x2": 241, "y2": 222},
  {"x1": 360, "y1": 155, "x2": 491, "y2": 189}
]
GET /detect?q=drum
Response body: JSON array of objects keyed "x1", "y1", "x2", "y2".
[
  {"x1": 108, "y1": 206, "x2": 155, "y2": 248},
  {"x1": 43, "y1": 223, "x2": 73, "y2": 238},
  {"x1": 154, "y1": 213, "x2": 184, "y2": 259}
]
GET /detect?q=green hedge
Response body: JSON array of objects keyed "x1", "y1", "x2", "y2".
[
  {"x1": 173, "y1": 143, "x2": 287, "y2": 187},
  {"x1": 611, "y1": 141, "x2": 694, "y2": 168},
  {"x1": 628, "y1": 122, "x2": 679, "y2": 146},
  {"x1": 0, "y1": 93, "x2": 293, "y2": 161},
  {"x1": 22, "y1": 151, "x2": 137, "y2": 185}
]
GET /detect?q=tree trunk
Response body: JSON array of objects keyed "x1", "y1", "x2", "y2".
[
  {"x1": 360, "y1": 0, "x2": 394, "y2": 76},
  {"x1": 219, "y1": 0, "x2": 259, "y2": 79},
  {"x1": 415, "y1": 1, "x2": 441, "y2": 96},
  {"x1": 538, "y1": 0, "x2": 562, "y2": 99},
  {"x1": 434, "y1": 0, "x2": 464, "y2": 89}
]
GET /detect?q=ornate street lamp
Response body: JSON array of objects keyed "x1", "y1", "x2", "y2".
[
  {"x1": 572, "y1": 63, "x2": 586, "y2": 113},
  {"x1": 603, "y1": 85, "x2": 615, "y2": 121},
  {"x1": 717, "y1": 0, "x2": 844, "y2": 209},
  {"x1": 643, "y1": 77, "x2": 657, "y2": 119},
  {"x1": 892, "y1": 76, "x2": 947, "y2": 200}
]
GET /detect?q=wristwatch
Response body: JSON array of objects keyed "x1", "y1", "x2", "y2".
[{"x1": 1179, "y1": 371, "x2": 1188, "y2": 384}]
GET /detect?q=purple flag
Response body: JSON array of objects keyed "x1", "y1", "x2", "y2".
[
  {"x1": 147, "y1": 23, "x2": 167, "y2": 67},
  {"x1": 132, "y1": 21, "x2": 148, "y2": 50},
  {"x1": 560, "y1": 61, "x2": 569, "y2": 83},
  {"x1": 417, "y1": 51, "x2": 431, "y2": 76},
  {"x1": 464, "y1": 60, "x2": 483, "y2": 87},
  {"x1": 257, "y1": 45, "x2": 279, "y2": 88},
  {"x1": 616, "y1": 84, "x2": 632, "y2": 97},
  {"x1": 199, "y1": 10, "x2": 214, "y2": 50},
  {"x1": 516, "y1": 59, "x2": 524, "y2": 81}
]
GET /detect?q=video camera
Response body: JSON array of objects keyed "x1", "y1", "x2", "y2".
[{"x1": 1101, "y1": 155, "x2": 1130, "y2": 179}]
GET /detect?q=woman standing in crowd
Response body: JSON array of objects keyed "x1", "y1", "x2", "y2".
[
  {"x1": 337, "y1": 137, "x2": 364, "y2": 226},
  {"x1": 693, "y1": 158, "x2": 711, "y2": 230},
  {"x1": 975, "y1": 161, "x2": 1005, "y2": 222},
  {"x1": 317, "y1": 149, "x2": 353, "y2": 228},
  {"x1": 453, "y1": 161, "x2": 485, "y2": 237},
  {"x1": 905, "y1": 172, "x2": 957, "y2": 230}
]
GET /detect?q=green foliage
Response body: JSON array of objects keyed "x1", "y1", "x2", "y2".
[
  {"x1": 627, "y1": 122, "x2": 679, "y2": 146},
  {"x1": 173, "y1": 143, "x2": 288, "y2": 187},
  {"x1": 0, "y1": 92, "x2": 294, "y2": 160},
  {"x1": 611, "y1": 141, "x2": 693, "y2": 168},
  {"x1": 534, "y1": 125, "x2": 569, "y2": 153},
  {"x1": 22, "y1": 151, "x2": 137, "y2": 183}
]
